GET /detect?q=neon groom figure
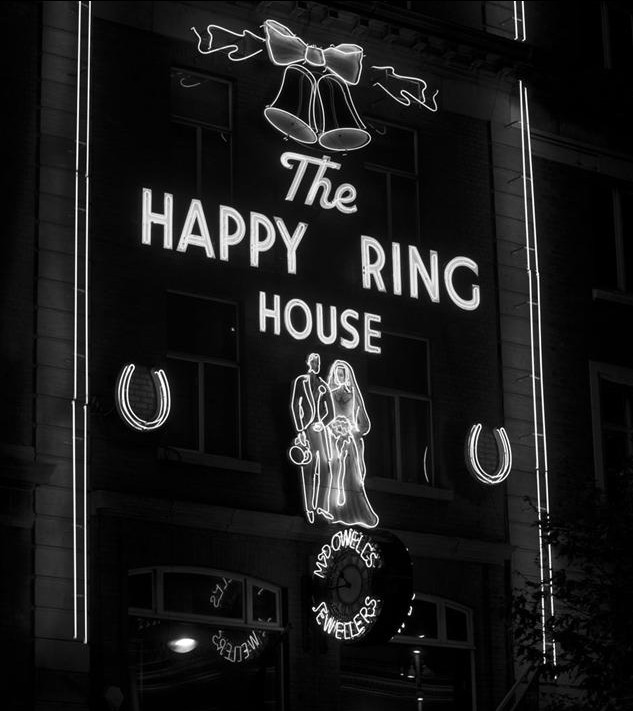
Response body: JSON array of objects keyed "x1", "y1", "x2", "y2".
[{"x1": 290, "y1": 353, "x2": 335, "y2": 523}]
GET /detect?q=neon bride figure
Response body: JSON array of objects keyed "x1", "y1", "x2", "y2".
[{"x1": 325, "y1": 360, "x2": 379, "y2": 529}]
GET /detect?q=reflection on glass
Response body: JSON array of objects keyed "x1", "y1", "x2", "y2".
[
  {"x1": 397, "y1": 598, "x2": 438, "y2": 639},
  {"x1": 163, "y1": 572, "x2": 243, "y2": 619},
  {"x1": 128, "y1": 617, "x2": 282, "y2": 710},
  {"x1": 252, "y1": 585, "x2": 279, "y2": 624},
  {"x1": 341, "y1": 643, "x2": 473, "y2": 711}
]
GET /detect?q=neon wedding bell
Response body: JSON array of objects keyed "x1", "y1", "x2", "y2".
[{"x1": 263, "y1": 20, "x2": 371, "y2": 152}]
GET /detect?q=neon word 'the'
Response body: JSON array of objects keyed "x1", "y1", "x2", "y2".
[
  {"x1": 281, "y1": 152, "x2": 357, "y2": 214},
  {"x1": 142, "y1": 188, "x2": 306, "y2": 274},
  {"x1": 361, "y1": 236, "x2": 480, "y2": 311},
  {"x1": 314, "y1": 529, "x2": 381, "y2": 578},
  {"x1": 259, "y1": 291, "x2": 381, "y2": 354},
  {"x1": 313, "y1": 597, "x2": 379, "y2": 641}
]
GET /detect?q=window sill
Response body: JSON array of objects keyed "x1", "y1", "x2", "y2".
[
  {"x1": 157, "y1": 447, "x2": 261, "y2": 474},
  {"x1": 592, "y1": 288, "x2": 633, "y2": 307},
  {"x1": 367, "y1": 477, "x2": 454, "y2": 500}
]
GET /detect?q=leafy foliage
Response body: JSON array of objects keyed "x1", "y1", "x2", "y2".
[{"x1": 513, "y1": 472, "x2": 633, "y2": 711}]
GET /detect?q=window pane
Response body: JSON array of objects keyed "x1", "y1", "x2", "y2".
[
  {"x1": 163, "y1": 572, "x2": 244, "y2": 619},
  {"x1": 201, "y1": 129, "x2": 231, "y2": 204},
  {"x1": 204, "y1": 363, "x2": 239, "y2": 457},
  {"x1": 603, "y1": 430, "x2": 629, "y2": 478},
  {"x1": 368, "y1": 334, "x2": 429, "y2": 395},
  {"x1": 608, "y1": 8, "x2": 633, "y2": 69},
  {"x1": 128, "y1": 572, "x2": 153, "y2": 611},
  {"x1": 340, "y1": 644, "x2": 474, "y2": 711},
  {"x1": 171, "y1": 71, "x2": 230, "y2": 129},
  {"x1": 167, "y1": 294, "x2": 237, "y2": 360},
  {"x1": 620, "y1": 190, "x2": 633, "y2": 291},
  {"x1": 251, "y1": 584, "x2": 279, "y2": 625},
  {"x1": 169, "y1": 122, "x2": 197, "y2": 197},
  {"x1": 365, "y1": 123, "x2": 416, "y2": 174},
  {"x1": 391, "y1": 174, "x2": 418, "y2": 243},
  {"x1": 365, "y1": 392, "x2": 396, "y2": 479},
  {"x1": 164, "y1": 358, "x2": 198, "y2": 450},
  {"x1": 601, "y1": 379, "x2": 629, "y2": 426},
  {"x1": 360, "y1": 169, "x2": 389, "y2": 239},
  {"x1": 446, "y1": 606, "x2": 469, "y2": 642},
  {"x1": 400, "y1": 398, "x2": 432, "y2": 484},
  {"x1": 128, "y1": 618, "x2": 283, "y2": 709},
  {"x1": 398, "y1": 598, "x2": 438, "y2": 640}
]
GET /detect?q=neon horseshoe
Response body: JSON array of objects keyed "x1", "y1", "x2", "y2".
[
  {"x1": 115, "y1": 363, "x2": 171, "y2": 431},
  {"x1": 465, "y1": 423, "x2": 512, "y2": 485}
]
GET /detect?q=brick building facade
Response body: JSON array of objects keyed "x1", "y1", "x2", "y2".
[{"x1": 1, "y1": 2, "x2": 631, "y2": 710}]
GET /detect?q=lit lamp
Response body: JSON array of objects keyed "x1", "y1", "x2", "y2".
[
  {"x1": 167, "y1": 636, "x2": 198, "y2": 654},
  {"x1": 166, "y1": 623, "x2": 200, "y2": 654}
]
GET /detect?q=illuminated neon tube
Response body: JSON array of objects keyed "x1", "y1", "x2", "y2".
[
  {"x1": 465, "y1": 424, "x2": 512, "y2": 485},
  {"x1": 115, "y1": 364, "x2": 172, "y2": 431}
]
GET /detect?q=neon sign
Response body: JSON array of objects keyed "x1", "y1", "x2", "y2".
[
  {"x1": 310, "y1": 528, "x2": 384, "y2": 641},
  {"x1": 370, "y1": 65, "x2": 439, "y2": 112},
  {"x1": 312, "y1": 597, "x2": 379, "y2": 641},
  {"x1": 142, "y1": 146, "x2": 481, "y2": 354},
  {"x1": 191, "y1": 19, "x2": 437, "y2": 152},
  {"x1": 465, "y1": 424, "x2": 512, "y2": 485},
  {"x1": 313, "y1": 529, "x2": 381, "y2": 576},
  {"x1": 115, "y1": 363, "x2": 171, "y2": 431},
  {"x1": 290, "y1": 355, "x2": 379, "y2": 528}
]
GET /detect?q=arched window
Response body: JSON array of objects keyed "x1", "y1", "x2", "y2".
[
  {"x1": 341, "y1": 594, "x2": 475, "y2": 711},
  {"x1": 127, "y1": 567, "x2": 285, "y2": 710}
]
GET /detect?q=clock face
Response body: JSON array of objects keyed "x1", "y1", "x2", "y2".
[
  {"x1": 329, "y1": 553, "x2": 371, "y2": 613},
  {"x1": 311, "y1": 528, "x2": 412, "y2": 645}
]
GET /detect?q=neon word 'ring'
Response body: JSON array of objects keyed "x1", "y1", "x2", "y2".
[
  {"x1": 465, "y1": 423, "x2": 512, "y2": 485},
  {"x1": 115, "y1": 363, "x2": 171, "y2": 431}
]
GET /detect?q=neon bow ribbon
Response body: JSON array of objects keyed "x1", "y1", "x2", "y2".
[{"x1": 264, "y1": 20, "x2": 364, "y2": 86}]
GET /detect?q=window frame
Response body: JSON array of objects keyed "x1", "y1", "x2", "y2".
[
  {"x1": 590, "y1": 361, "x2": 633, "y2": 491},
  {"x1": 170, "y1": 67, "x2": 234, "y2": 199},
  {"x1": 393, "y1": 594, "x2": 476, "y2": 711},
  {"x1": 367, "y1": 331, "x2": 434, "y2": 486},
  {"x1": 128, "y1": 565, "x2": 283, "y2": 631},
  {"x1": 166, "y1": 290, "x2": 242, "y2": 458},
  {"x1": 601, "y1": 1, "x2": 633, "y2": 70},
  {"x1": 363, "y1": 119, "x2": 421, "y2": 244},
  {"x1": 127, "y1": 566, "x2": 286, "y2": 710},
  {"x1": 340, "y1": 593, "x2": 476, "y2": 710}
]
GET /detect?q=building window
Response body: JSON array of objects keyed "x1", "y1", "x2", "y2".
[
  {"x1": 366, "y1": 333, "x2": 433, "y2": 485},
  {"x1": 170, "y1": 68, "x2": 232, "y2": 201},
  {"x1": 590, "y1": 363, "x2": 633, "y2": 495},
  {"x1": 602, "y1": 1, "x2": 633, "y2": 69},
  {"x1": 341, "y1": 594, "x2": 475, "y2": 710},
  {"x1": 128, "y1": 567, "x2": 284, "y2": 709},
  {"x1": 362, "y1": 122, "x2": 420, "y2": 245},
  {"x1": 165, "y1": 292, "x2": 241, "y2": 458},
  {"x1": 592, "y1": 184, "x2": 633, "y2": 296}
]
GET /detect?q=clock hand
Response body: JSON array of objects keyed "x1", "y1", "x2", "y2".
[{"x1": 328, "y1": 574, "x2": 352, "y2": 590}]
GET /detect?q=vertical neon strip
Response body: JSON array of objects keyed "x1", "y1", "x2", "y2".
[
  {"x1": 513, "y1": 1, "x2": 526, "y2": 42},
  {"x1": 519, "y1": 80, "x2": 556, "y2": 665},
  {"x1": 523, "y1": 85, "x2": 556, "y2": 664},
  {"x1": 73, "y1": 0, "x2": 91, "y2": 644},
  {"x1": 72, "y1": 0, "x2": 82, "y2": 642},
  {"x1": 83, "y1": 0, "x2": 92, "y2": 645}
]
